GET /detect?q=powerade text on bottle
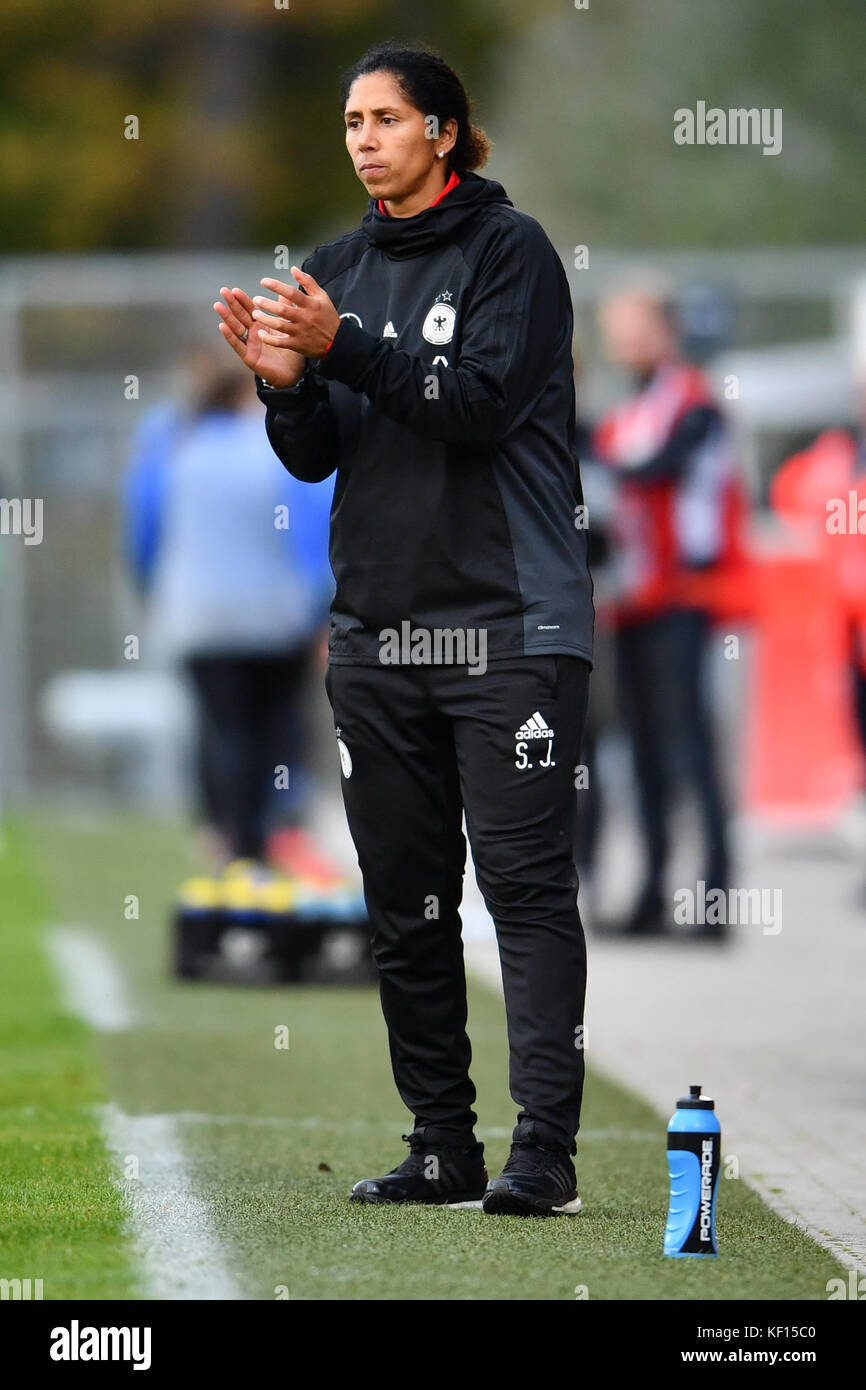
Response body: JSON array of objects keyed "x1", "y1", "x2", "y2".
[{"x1": 664, "y1": 1084, "x2": 720, "y2": 1257}]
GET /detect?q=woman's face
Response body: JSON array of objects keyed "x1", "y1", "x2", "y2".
[{"x1": 344, "y1": 71, "x2": 454, "y2": 201}]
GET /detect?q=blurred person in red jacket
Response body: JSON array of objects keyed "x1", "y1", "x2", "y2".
[
  {"x1": 592, "y1": 284, "x2": 744, "y2": 938},
  {"x1": 771, "y1": 377, "x2": 866, "y2": 772}
]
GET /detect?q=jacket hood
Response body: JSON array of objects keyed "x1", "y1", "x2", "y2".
[{"x1": 360, "y1": 170, "x2": 513, "y2": 260}]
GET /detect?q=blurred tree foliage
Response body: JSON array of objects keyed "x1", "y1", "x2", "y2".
[
  {"x1": 1, "y1": 0, "x2": 863, "y2": 253},
  {"x1": 491, "y1": 0, "x2": 866, "y2": 251}
]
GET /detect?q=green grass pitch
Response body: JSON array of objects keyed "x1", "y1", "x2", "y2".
[{"x1": 0, "y1": 811, "x2": 847, "y2": 1301}]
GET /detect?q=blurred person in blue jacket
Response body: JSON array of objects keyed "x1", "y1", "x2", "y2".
[{"x1": 122, "y1": 347, "x2": 336, "y2": 875}]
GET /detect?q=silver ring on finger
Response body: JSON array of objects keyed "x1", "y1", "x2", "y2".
[{"x1": 240, "y1": 326, "x2": 249, "y2": 342}]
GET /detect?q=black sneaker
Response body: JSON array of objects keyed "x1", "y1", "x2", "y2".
[
  {"x1": 621, "y1": 884, "x2": 668, "y2": 936},
  {"x1": 349, "y1": 1129, "x2": 488, "y2": 1208},
  {"x1": 594, "y1": 884, "x2": 669, "y2": 938},
  {"x1": 482, "y1": 1140, "x2": 582, "y2": 1217}
]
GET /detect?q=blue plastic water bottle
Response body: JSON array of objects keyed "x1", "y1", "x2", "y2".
[{"x1": 664, "y1": 1084, "x2": 720, "y2": 1257}]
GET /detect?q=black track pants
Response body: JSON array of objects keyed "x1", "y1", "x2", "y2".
[
  {"x1": 185, "y1": 648, "x2": 311, "y2": 859},
  {"x1": 616, "y1": 608, "x2": 729, "y2": 893},
  {"x1": 325, "y1": 655, "x2": 591, "y2": 1155}
]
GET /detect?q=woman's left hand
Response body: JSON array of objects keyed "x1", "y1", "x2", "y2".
[{"x1": 251, "y1": 267, "x2": 342, "y2": 359}]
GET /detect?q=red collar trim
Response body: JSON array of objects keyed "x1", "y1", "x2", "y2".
[{"x1": 377, "y1": 169, "x2": 461, "y2": 217}]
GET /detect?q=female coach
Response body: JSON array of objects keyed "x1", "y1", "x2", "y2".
[{"x1": 214, "y1": 40, "x2": 595, "y2": 1217}]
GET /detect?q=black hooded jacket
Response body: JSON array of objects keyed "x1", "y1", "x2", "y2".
[{"x1": 255, "y1": 171, "x2": 595, "y2": 667}]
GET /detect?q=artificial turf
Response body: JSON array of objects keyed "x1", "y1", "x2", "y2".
[
  {"x1": 0, "y1": 819, "x2": 142, "y2": 1299},
  {"x1": 5, "y1": 810, "x2": 850, "y2": 1300}
]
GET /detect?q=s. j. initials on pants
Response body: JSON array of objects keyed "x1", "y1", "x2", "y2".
[{"x1": 514, "y1": 711, "x2": 555, "y2": 770}]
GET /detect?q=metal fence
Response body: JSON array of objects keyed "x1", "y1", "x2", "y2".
[{"x1": 0, "y1": 246, "x2": 863, "y2": 808}]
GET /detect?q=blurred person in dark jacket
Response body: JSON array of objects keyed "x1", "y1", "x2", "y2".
[{"x1": 122, "y1": 349, "x2": 337, "y2": 879}]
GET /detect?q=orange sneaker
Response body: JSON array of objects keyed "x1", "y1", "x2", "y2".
[{"x1": 265, "y1": 827, "x2": 345, "y2": 888}]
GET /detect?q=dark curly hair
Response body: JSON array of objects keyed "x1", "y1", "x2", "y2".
[{"x1": 339, "y1": 39, "x2": 492, "y2": 176}]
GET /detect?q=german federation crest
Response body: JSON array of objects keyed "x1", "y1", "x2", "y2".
[{"x1": 422, "y1": 298, "x2": 456, "y2": 345}]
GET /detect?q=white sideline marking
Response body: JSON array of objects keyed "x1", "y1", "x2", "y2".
[
  {"x1": 47, "y1": 925, "x2": 135, "y2": 1031},
  {"x1": 100, "y1": 1105, "x2": 244, "y2": 1301},
  {"x1": 101, "y1": 1111, "x2": 656, "y2": 1143},
  {"x1": 46, "y1": 926, "x2": 243, "y2": 1300}
]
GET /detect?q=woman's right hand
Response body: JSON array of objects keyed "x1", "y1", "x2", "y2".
[{"x1": 214, "y1": 286, "x2": 306, "y2": 388}]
